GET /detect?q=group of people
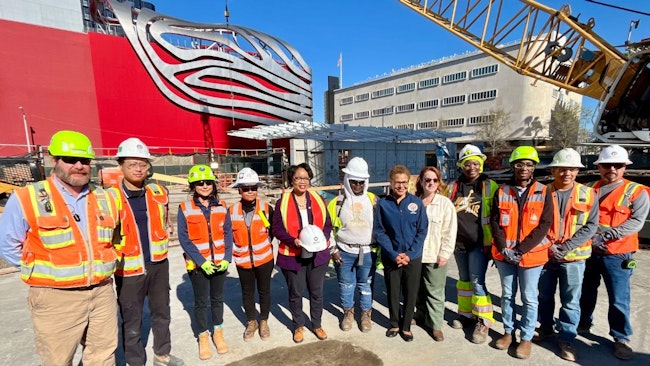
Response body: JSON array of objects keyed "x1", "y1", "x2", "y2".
[{"x1": 0, "y1": 130, "x2": 647, "y2": 365}]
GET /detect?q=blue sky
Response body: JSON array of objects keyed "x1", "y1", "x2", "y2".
[{"x1": 153, "y1": 0, "x2": 650, "y2": 122}]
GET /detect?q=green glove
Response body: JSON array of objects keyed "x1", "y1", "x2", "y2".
[
  {"x1": 200, "y1": 261, "x2": 216, "y2": 275},
  {"x1": 216, "y1": 260, "x2": 229, "y2": 272}
]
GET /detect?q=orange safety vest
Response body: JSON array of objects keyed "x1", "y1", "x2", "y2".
[
  {"x1": 492, "y1": 182, "x2": 551, "y2": 268},
  {"x1": 111, "y1": 183, "x2": 169, "y2": 276},
  {"x1": 447, "y1": 179, "x2": 499, "y2": 247},
  {"x1": 588, "y1": 179, "x2": 645, "y2": 254},
  {"x1": 547, "y1": 183, "x2": 595, "y2": 261},
  {"x1": 180, "y1": 199, "x2": 228, "y2": 269},
  {"x1": 277, "y1": 191, "x2": 327, "y2": 257},
  {"x1": 15, "y1": 178, "x2": 119, "y2": 288},
  {"x1": 229, "y1": 201, "x2": 273, "y2": 269}
]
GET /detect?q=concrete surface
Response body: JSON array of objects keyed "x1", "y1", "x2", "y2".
[{"x1": 1, "y1": 246, "x2": 649, "y2": 366}]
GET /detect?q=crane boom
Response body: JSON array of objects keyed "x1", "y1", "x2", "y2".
[{"x1": 398, "y1": 0, "x2": 633, "y2": 103}]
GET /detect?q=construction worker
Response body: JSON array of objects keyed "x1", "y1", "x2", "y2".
[
  {"x1": 0, "y1": 130, "x2": 120, "y2": 365},
  {"x1": 445, "y1": 144, "x2": 498, "y2": 344},
  {"x1": 536, "y1": 148, "x2": 598, "y2": 362},
  {"x1": 177, "y1": 165, "x2": 233, "y2": 359},
  {"x1": 578, "y1": 145, "x2": 649, "y2": 361},
  {"x1": 491, "y1": 146, "x2": 553, "y2": 359},
  {"x1": 327, "y1": 157, "x2": 377, "y2": 333},
  {"x1": 229, "y1": 168, "x2": 274, "y2": 341},
  {"x1": 110, "y1": 138, "x2": 183, "y2": 366}
]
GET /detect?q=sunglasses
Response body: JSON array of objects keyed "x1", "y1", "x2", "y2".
[
  {"x1": 194, "y1": 180, "x2": 212, "y2": 186},
  {"x1": 60, "y1": 156, "x2": 91, "y2": 165},
  {"x1": 424, "y1": 178, "x2": 439, "y2": 183},
  {"x1": 240, "y1": 186, "x2": 258, "y2": 192},
  {"x1": 600, "y1": 163, "x2": 625, "y2": 170},
  {"x1": 349, "y1": 180, "x2": 365, "y2": 185}
]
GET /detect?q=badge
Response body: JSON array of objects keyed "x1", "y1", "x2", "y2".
[{"x1": 408, "y1": 202, "x2": 418, "y2": 213}]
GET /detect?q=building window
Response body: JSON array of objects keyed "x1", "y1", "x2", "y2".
[
  {"x1": 418, "y1": 99, "x2": 439, "y2": 110},
  {"x1": 397, "y1": 82, "x2": 416, "y2": 94},
  {"x1": 340, "y1": 114, "x2": 353, "y2": 122},
  {"x1": 419, "y1": 77, "x2": 440, "y2": 89},
  {"x1": 396, "y1": 103, "x2": 415, "y2": 113},
  {"x1": 418, "y1": 121, "x2": 439, "y2": 129},
  {"x1": 355, "y1": 93, "x2": 370, "y2": 102},
  {"x1": 372, "y1": 106, "x2": 394, "y2": 117},
  {"x1": 442, "y1": 71, "x2": 467, "y2": 84},
  {"x1": 468, "y1": 114, "x2": 496, "y2": 125},
  {"x1": 442, "y1": 94, "x2": 466, "y2": 106},
  {"x1": 393, "y1": 123, "x2": 415, "y2": 130},
  {"x1": 340, "y1": 96, "x2": 353, "y2": 105},
  {"x1": 371, "y1": 87, "x2": 395, "y2": 99},
  {"x1": 469, "y1": 89, "x2": 498, "y2": 102},
  {"x1": 471, "y1": 64, "x2": 499, "y2": 78},
  {"x1": 355, "y1": 111, "x2": 370, "y2": 120},
  {"x1": 441, "y1": 118, "x2": 465, "y2": 128}
]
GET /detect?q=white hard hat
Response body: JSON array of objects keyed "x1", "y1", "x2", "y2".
[
  {"x1": 547, "y1": 148, "x2": 584, "y2": 168},
  {"x1": 341, "y1": 157, "x2": 370, "y2": 179},
  {"x1": 231, "y1": 167, "x2": 263, "y2": 188},
  {"x1": 299, "y1": 225, "x2": 328, "y2": 253},
  {"x1": 593, "y1": 145, "x2": 633, "y2": 165},
  {"x1": 457, "y1": 144, "x2": 487, "y2": 167},
  {"x1": 115, "y1": 137, "x2": 151, "y2": 159}
]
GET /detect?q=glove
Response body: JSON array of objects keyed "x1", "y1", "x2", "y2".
[
  {"x1": 216, "y1": 260, "x2": 229, "y2": 272},
  {"x1": 549, "y1": 244, "x2": 567, "y2": 261},
  {"x1": 201, "y1": 261, "x2": 217, "y2": 275},
  {"x1": 501, "y1": 248, "x2": 522, "y2": 265},
  {"x1": 592, "y1": 234, "x2": 607, "y2": 252}
]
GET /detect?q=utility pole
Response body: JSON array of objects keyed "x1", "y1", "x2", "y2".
[{"x1": 19, "y1": 106, "x2": 32, "y2": 153}]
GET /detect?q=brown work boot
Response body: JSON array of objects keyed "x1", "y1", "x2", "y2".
[
  {"x1": 516, "y1": 340, "x2": 532, "y2": 359},
  {"x1": 495, "y1": 333, "x2": 512, "y2": 350},
  {"x1": 197, "y1": 331, "x2": 211, "y2": 360},
  {"x1": 340, "y1": 308, "x2": 354, "y2": 331},
  {"x1": 559, "y1": 341, "x2": 577, "y2": 362},
  {"x1": 212, "y1": 327, "x2": 229, "y2": 354},
  {"x1": 532, "y1": 327, "x2": 555, "y2": 342},
  {"x1": 471, "y1": 319, "x2": 489, "y2": 344},
  {"x1": 259, "y1": 319, "x2": 270, "y2": 340},
  {"x1": 243, "y1": 320, "x2": 259, "y2": 341},
  {"x1": 293, "y1": 326, "x2": 305, "y2": 343},
  {"x1": 360, "y1": 310, "x2": 372, "y2": 333},
  {"x1": 314, "y1": 327, "x2": 328, "y2": 340},
  {"x1": 614, "y1": 340, "x2": 633, "y2": 360}
]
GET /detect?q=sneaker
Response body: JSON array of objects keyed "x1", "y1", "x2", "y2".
[
  {"x1": 451, "y1": 316, "x2": 475, "y2": 329},
  {"x1": 614, "y1": 340, "x2": 633, "y2": 360},
  {"x1": 532, "y1": 327, "x2": 555, "y2": 342},
  {"x1": 293, "y1": 326, "x2": 305, "y2": 343},
  {"x1": 314, "y1": 327, "x2": 328, "y2": 340},
  {"x1": 243, "y1": 320, "x2": 259, "y2": 341},
  {"x1": 471, "y1": 319, "x2": 489, "y2": 344},
  {"x1": 495, "y1": 333, "x2": 512, "y2": 350},
  {"x1": 153, "y1": 354, "x2": 184, "y2": 366},
  {"x1": 559, "y1": 341, "x2": 577, "y2": 362},
  {"x1": 515, "y1": 340, "x2": 532, "y2": 359}
]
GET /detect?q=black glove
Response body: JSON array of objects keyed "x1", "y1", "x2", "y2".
[
  {"x1": 501, "y1": 248, "x2": 522, "y2": 265},
  {"x1": 592, "y1": 234, "x2": 607, "y2": 252},
  {"x1": 550, "y1": 244, "x2": 568, "y2": 261}
]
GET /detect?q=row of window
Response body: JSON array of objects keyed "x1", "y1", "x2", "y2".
[{"x1": 339, "y1": 64, "x2": 499, "y2": 105}]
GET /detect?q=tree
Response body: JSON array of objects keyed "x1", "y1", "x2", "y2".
[
  {"x1": 475, "y1": 108, "x2": 511, "y2": 157},
  {"x1": 549, "y1": 100, "x2": 581, "y2": 149}
]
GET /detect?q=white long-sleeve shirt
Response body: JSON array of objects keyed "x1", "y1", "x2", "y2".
[{"x1": 421, "y1": 194, "x2": 457, "y2": 264}]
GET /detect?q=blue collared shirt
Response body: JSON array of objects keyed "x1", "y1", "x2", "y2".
[{"x1": 373, "y1": 193, "x2": 428, "y2": 262}]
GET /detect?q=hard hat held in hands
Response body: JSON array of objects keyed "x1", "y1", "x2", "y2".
[
  {"x1": 116, "y1": 137, "x2": 151, "y2": 159},
  {"x1": 547, "y1": 148, "x2": 584, "y2": 168},
  {"x1": 299, "y1": 225, "x2": 328, "y2": 253},
  {"x1": 341, "y1": 157, "x2": 370, "y2": 179},
  {"x1": 594, "y1": 145, "x2": 633, "y2": 165},
  {"x1": 231, "y1": 167, "x2": 263, "y2": 188}
]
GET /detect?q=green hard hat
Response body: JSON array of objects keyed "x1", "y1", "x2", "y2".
[
  {"x1": 509, "y1": 146, "x2": 540, "y2": 164},
  {"x1": 48, "y1": 130, "x2": 95, "y2": 159},
  {"x1": 188, "y1": 165, "x2": 216, "y2": 183}
]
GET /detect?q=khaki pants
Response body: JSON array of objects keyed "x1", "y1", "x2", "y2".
[{"x1": 28, "y1": 279, "x2": 118, "y2": 366}]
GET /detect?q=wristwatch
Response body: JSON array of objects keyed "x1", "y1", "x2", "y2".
[{"x1": 603, "y1": 232, "x2": 614, "y2": 242}]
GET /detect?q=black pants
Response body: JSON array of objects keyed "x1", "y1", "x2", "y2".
[
  {"x1": 236, "y1": 260, "x2": 274, "y2": 321},
  {"x1": 281, "y1": 261, "x2": 328, "y2": 329},
  {"x1": 115, "y1": 259, "x2": 171, "y2": 365},
  {"x1": 383, "y1": 257, "x2": 423, "y2": 331},
  {"x1": 189, "y1": 267, "x2": 227, "y2": 333}
]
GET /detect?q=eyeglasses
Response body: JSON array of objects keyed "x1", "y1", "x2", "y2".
[
  {"x1": 193, "y1": 180, "x2": 212, "y2": 186},
  {"x1": 424, "y1": 178, "x2": 439, "y2": 183},
  {"x1": 293, "y1": 176, "x2": 310, "y2": 182},
  {"x1": 600, "y1": 163, "x2": 625, "y2": 170},
  {"x1": 393, "y1": 181, "x2": 409, "y2": 186},
  {"x1": 240, "y1": 186, "x2": 258, "y2": 192},
  {"x1": 124, "y1": 162, "x2": 150, "y2": 170},
  {"x1": 60, "y1": 156, "x2": 91, "y2": 166},
  {"x1": 513, "y1": 162, "x2": 536, "y2": 170},
  {"x1": 349, "y1": 180, "x2": 365, "y2": 186}
]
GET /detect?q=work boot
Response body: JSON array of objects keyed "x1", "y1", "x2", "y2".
[
  {"x1": 341, "y1": 308, "x2": 354, "y2": 331},
  {"x1": 213, "y1": 327, "x2": 229, "y2": 354},
  {"x1": 197, "y1": 331, "x2": 211, "y2": 360},
  {"x1": 559, "y1": 341, "x2": 577, "y2": 362},
  {"x1": 259, "y1": 319, "x2": 270, "y2": 340},
  {"x1": 577, "y1": 323, "x2": 591, "y2": 335},
  {"x1": 495, "y1": 333, "x2": 512, "y2": 350},
  {"x1": 314, "y1": 327, "x2": 328, "y2": 340},
  {"x1": 451, "y1": 315, "x2": 475, "y2": 329},
  {"x1": 614, "y1": 340, "x2": 633, "y2": 360},
  {"x1": 243, "y1": 320, "x2": 259, "y2": 341},
  {"x1": 360, "y1": 310, "x2": 372, "y2": 333},
  {"x1": 532, "y1": 327, "x2": 555, "y2": 342},
  {"x1": 471, "y1": 319, "x2": 489, "y2": 344},
  {"x1": 293, "y1": 326, "x2": 305, "y2": 343},
  {"x1": 153, "y1": 353, "x2": 185, "y2": 366},
  {"x1": 516, "y1": 340, "x2": 532, "y2": 359}
]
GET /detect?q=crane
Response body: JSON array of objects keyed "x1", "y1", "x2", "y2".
[{"x1": 398, "y1": 0, "x2": 650, "y2": 144}]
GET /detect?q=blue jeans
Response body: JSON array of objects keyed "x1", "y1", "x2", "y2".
[
  {"x1": 335, "y1": 250, "x2": 376, "y2": 311},
  {"x1": 495, "y1": 260, "x2": 543, "y2": 341},
  {"x1": 579, "y1": 253, "x2": 634, "y2": 342},
  {"x1": 538, "y1": 260, "x2": 585, "y2": 343},
  {"x1": 454, "y1": 246, "x2": 489, "y2": 296}
]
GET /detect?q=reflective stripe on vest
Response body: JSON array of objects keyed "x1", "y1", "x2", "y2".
[
  {"x1": 548, "y1": 183, "x2": 595, "y2": 261},
  {"x1": 278, "y1": 191, "x2": 327, "y2": 257},
  {"x1": 180, "y1": 199, "x2": 227, "y2": 269},
  {"x1": 16, "y1": 178, "x2": 118, "y2": 288},
  {"x1": 230, "y1": 201, "x2": 273, "y2": 269}
]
